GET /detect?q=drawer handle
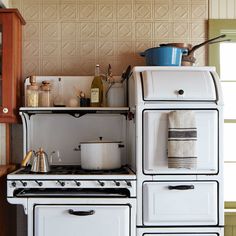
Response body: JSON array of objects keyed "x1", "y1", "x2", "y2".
[
  {"x1": 168, "y1": 185, "x2": 194, "y2": 190},
  {"x1": 68, "y1": 209, "x2": 95, "y2": 216}
]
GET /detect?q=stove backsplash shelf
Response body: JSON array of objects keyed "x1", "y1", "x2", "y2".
[{"x1": 20, "y1": 107, "x2": 130, "y2": 119}]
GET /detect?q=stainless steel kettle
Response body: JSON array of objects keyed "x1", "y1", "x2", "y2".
[{"x1": 21, "y1": 148, "x2": 50, "y2": 173}]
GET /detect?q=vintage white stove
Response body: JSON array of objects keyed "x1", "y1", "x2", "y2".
[{"x1": 7, "y1": 67, "x2": 224, "y2": 236}]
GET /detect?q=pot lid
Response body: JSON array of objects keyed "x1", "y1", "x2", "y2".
[{"x1": 80, "y1": 137, "x2": 122, "y2": 144}]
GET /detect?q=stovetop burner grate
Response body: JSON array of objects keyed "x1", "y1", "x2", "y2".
[{"x1": 15, "y1": 165, "x2": 133, "y2": 175}]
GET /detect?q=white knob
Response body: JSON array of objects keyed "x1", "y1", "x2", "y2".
[{"x1": 3, "y1": 108, "x2": 8, "y2": 114}]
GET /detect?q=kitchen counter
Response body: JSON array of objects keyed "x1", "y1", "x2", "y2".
[{"x1": 0, "y1": 165, "x2": 16, "y2": 178}]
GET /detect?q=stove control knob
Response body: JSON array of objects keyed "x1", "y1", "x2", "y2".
[
  {"x1": 11, "y1": 182, "x2": 16, "y2": 187},
  {"x1": 35, "y1": 181, "x2": 43, "y2": 186},
  {"x1": 178, "y1": 89, "x2": 184, "y2": 95},
  {"x1": 98, "y1": 181, "x2": 105, "y2": 187},
  {"x1": 20, "y1": 181, "x2": 27, "y2": 187},
  {"x1": 114, "y1": 181, "x2": 120, "y2": 186},
  {"x1": 58, "y1": 180, "x2": 65, "y2": 187},
  {"x1": 126, "y1": 181, "x2": 132, "y2": 187},
  {"x1": 75, "y1": 181, "x2": 81, "y2": 186}
]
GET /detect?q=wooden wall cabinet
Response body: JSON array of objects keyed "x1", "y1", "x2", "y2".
[{"x1": 0, "y1": 9, "x2": 25, "y2": 123}]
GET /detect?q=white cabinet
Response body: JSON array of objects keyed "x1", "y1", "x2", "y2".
[
  {"x1": 34, "y1": 204, "x2": 130, "y2": 236},
  {"x1": 143, "y1": 181, "x2": 218, "y2": 226},
  {"x1": 143, "y1": 109, "x2": 218, "y2": 174}
]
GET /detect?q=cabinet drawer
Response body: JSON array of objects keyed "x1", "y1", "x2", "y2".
[
  {"x1": 143, "y1": 110, "x2": 218, "y2": 174},
  {"x1": 142, "y1": 70, "x2": 216, "y2": 101},
  {"x1": 143, "y1": 234, "x2": 218, "y2": 236},
  {"x1": 143, "y1": 181, "x2": 218, "y2": 226},
  {"x1": 34, "y1": 204, "x2": 130, "y2": 236}
]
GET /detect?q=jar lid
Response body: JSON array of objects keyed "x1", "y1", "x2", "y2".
[
  {"x1": 41, "y1": 81, "x2": 51, "y2": 91},
  {"x1": 27, "y1": 84, "x2": 39, "y2": 90}
]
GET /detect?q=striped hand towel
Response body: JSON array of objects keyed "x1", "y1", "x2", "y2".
[{"x1": 168, "y1": 110, "x2": 197, "y2": 169}]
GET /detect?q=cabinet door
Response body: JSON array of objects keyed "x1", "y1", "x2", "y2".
[
  {"x1": 0, "y1": 10, "x2": 25, "y2": 123},
  {"x1": 143, "y1": 181, "x2": 218, "y2": 226},
  {"x1": 143, "y1": 109, "x2": 218, "y2": 174},
  {"x1": 34, "y1": 205, "x2": 130, "y2": 236}
]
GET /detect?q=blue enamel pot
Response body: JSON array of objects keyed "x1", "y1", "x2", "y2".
[{"x1": 140, "y1": 46, "x2": 187, "y2": 66}]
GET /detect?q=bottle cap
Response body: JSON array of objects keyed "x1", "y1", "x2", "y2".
[{"x1": 29, "y1": 75, "x2": 36, "y2": 84}]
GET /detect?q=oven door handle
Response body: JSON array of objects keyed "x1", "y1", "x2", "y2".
[
  {"x1": 168, "y1": 185, "x2": 194, "y2": 190},
  {"x1": 68, "y1": 209, "x2": 95, "y2": 216}
]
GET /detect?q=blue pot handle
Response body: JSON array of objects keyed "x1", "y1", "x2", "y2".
[
  {"x1": 139, "y1": 52, "x2": 146, "y2": 57},
  {"x1": 181, "y1": 48, "x2": 188, "y2": 55}
]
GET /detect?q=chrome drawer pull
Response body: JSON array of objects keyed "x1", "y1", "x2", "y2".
[
  {"x1": 168, "y1": 185, "x2": 194, "y2": 190},
  {"x1": 68, "y1": 209, "x2": 95, "y2": 216}
]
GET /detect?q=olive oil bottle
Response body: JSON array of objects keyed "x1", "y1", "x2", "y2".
[{"x1": 90, "y1": 64, "x2": 103, "y2": 107}]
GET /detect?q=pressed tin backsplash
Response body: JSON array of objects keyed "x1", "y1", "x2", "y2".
[{"x1": 10, "y1": 0, "x2": 208, "y2": 77}]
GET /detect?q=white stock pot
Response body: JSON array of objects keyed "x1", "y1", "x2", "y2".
[{"x1": 80, "y1": 137, "x2": 124, "y2": 170}]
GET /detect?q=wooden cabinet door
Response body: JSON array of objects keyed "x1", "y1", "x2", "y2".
[{"x1": 0, "y1": 9, "x2": 25, "y2": 123}]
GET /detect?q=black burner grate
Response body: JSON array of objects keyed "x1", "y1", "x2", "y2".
[{"x1": 15, "y1": 165, "x2": 133, "y2": 175}]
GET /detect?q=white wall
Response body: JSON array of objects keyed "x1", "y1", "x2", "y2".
[{"x1": 209, "y1": 0, "x2": 236, "y2": 19}]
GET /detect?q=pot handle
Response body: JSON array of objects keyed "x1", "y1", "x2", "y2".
[
  {"x1": 139, "y1": 52, "x2": 146, "y2": 57},
  {"x1": 74, "y1": 145, "x2": 81, "y2": 151},
  {"x1": 181, "y1": 48, "x2": 188, "y2": 55},
  {"x1": 118, "y1": 144, "x2": 125, "y2": 148}
]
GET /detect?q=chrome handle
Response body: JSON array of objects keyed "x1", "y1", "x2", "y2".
[
  {"x1": 168, "y1": 185, "x2": 194, "y2": 190},
  {"x1": 3, "y1": 107, "x2": 8, "y2": 113},
  {"x1": 68, "y1": 209, "x2": 95, "y2": 216}
]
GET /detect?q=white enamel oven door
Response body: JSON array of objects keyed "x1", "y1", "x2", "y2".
[
  {"x1": 28, "y1": 198, "x2": 136, "y2": 236},
  {"x1": 143, "y1": 109, "x2": 218, "y2": 174},
  {"x1": 143, "y1": 181, "x2": 218, "y2": 226}
]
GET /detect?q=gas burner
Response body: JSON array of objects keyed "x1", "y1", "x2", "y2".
[{"x1": 14, "y1": 165, "x2": 134, "y2": 175}]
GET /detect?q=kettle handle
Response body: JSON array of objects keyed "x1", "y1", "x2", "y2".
[{"x1": 21, "y1": 150, "x2": 33, "y2": 167}]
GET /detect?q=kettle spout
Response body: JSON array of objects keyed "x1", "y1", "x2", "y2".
[{"x1": 21, "y1": 150, "x2": 33, "y2": 167}]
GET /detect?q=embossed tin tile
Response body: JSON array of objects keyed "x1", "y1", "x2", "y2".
[
  {"x1": 42, "y1": 22, "x2": 61, "y2": 41},
  {"x1": 43, "y1": 3, "x2": 59, "y2": 21},
  {"x1": 98, "y1": 1, "x2": 116, "y2": 21},
  {"x1": 80, "y1": 23, "x2": 97, "y2": 40},
  {"x1": 117, "y1": 1, "x2": 133, "y2": 20},
  {"x1": 134, "y1": 2, "x2": 152, "y2": 20},
  {"x1": 61, "y1": 41, "x2": 76, "y2": 57},
  {"x1": 42, "y1": 42, "x2": 60, "y2": 57},
  {"x1": 79, "y1": 0, "x2": 97, "y2": 20},
  {"x1": 22, "y1": 1, "x2": 42, "y2": 21},
  {"x1": 61, "y1": 22, "x2": 77, "y2": 40},
  {"x1": 98, "y1": 22, "x2": 117, "y2": 39},
  {"x1": 60, "y1": 2, "x2": 77, "y2": 20},
  {"x1": 24, "y1": 22, "x2": 41, "y2": 41},
  {"x1": 117, "y1": 22, "x2": 133, "y2": 41},
  {"x1": 24, "y1": 41, "x2": 40, "y2": 57},
  {"x1": 154, "y1": 1, "x2": 170, "y2": 20},
  {"x1": 154, "y1": 22, "x2": 172, "y2": 39},
  {"x1": 135, "y1": 22, "x2": 152, "y2": 40}
]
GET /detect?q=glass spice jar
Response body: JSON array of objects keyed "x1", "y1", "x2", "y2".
[
  {"x1": 26, "y1": 76, "x2": 39, "y2": 107},
  {"x1": 39, "y1": 81, "x2": 52, "y2": 107}
]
